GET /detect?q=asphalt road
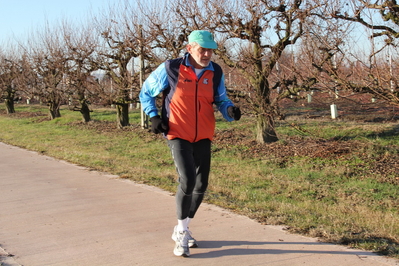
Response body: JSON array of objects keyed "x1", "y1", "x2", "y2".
[{"x1": 1, "y1": 142, "x2": 398, "y2": 266}]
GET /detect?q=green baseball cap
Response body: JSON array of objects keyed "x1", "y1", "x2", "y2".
[{"x1": 188, "y1": 30, "x2": 218, "y2": 49}]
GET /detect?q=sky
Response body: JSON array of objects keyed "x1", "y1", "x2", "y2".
[
  {"x1": 0, "y1": 1, "x2": 388, "y2": 60},
  {"x1": 0, "y1": 0, "x2": 111, "y2": 44}
]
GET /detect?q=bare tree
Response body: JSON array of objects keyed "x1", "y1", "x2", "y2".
[
  {"x1": 139, "y1": 0, "x2": 189, "y2": 61},
  {"x1": 170, "y1": 0, "x2": 326, "y2": 143},
  {"x1": 62, "y1": 20, "x2": 100, "y2": 122},
  {"x1": 94, "y1": 0, "x2": 151, "y2": 128},
  {"x1": 0, "y1": 47, "x2": 21, "y2": 114},
  {"x1": 330, "y1": 0, "x2": 399, "y2": 105},
  {"x1": 292, "y1": 2, "x2": 358, "y2": 95},
  {"x1": 25, "y1": 24, "x2": 69, "y2": 119}
]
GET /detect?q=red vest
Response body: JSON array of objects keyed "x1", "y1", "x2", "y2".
[{"x1": 166, "y1": 64, "x2": 216, "y2": 142}]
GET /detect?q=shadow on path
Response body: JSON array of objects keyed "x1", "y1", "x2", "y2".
[{"x1": 191, "y1": 240, "x2": 375, "y2": 259}]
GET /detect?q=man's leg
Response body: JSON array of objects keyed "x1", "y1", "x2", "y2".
[
  {"x1": 189, "y1": 139, "x2": 211, "y2": 218},
  {"x1": 168, "y1": 138, "x2": 197, "y2": 256},
  {"x1": 168, "y1": 138, "x2": 196, "y2": 221}
]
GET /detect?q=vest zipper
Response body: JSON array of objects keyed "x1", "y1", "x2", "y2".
[{"x1": 194, "y1": 79, "x2": 199, "y2": 142}]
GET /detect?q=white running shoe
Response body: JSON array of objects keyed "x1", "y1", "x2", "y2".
[
  {"x1": 173, "y1": 229, "x2": 190, "y2": 257},
  {"x1": 172, "y1": 225, "x2": 198, "y2": 248}
]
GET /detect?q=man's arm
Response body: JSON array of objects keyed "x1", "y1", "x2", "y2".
[
  {"x1": 214, "y1": 73, "x2": 236, "y2": 122},
  {"x1": 139, "y1": 62, "x2": 169, "y2": 118}
]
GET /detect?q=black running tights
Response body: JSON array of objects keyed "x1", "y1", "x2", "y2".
[{"x1": 167, "y1": 138, "x2": 211, "y2": 220}]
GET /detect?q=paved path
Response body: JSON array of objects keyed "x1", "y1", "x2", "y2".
[{"x1": 0, "y1": 142, "x2": 398, "y2": 266}]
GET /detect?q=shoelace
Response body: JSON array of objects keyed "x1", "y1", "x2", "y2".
[{"x1": 178, "y1": 231, "x2": 190, "y2": 246}]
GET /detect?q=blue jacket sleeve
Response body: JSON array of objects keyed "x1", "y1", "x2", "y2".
[
  {"x1": 214, "y1": 73, "x2": 235, "y2": 122},
  {"x1": 139, "y1": 63, "x2": 169, "y2": 118}
]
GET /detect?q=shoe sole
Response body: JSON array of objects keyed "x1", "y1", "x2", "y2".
[
  {"x1": 189, "y1": 242, "x2": 198, "y2": 248},
  {"x1": 174, "y1": 251, "x2": 190, "y2": 257},
  {"x1": 173, "y1": 245, "x2": 190, "y2": 257}
]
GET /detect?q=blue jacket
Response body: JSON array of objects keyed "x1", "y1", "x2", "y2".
[{"x1": 139, "y1": 53, "x2": 235, "y2": 142}]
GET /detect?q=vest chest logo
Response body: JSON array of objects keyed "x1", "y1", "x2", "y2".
[{"x1": 203, "y1": 78, "x2": 209, "y2": 85}]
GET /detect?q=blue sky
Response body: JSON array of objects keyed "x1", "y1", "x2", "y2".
[
  {"x1": 0, "y1": 0, "x2": 110, "y2": 44},
  {"x1": 0, "y1": 1, "x2": 385, "y2": 60}
]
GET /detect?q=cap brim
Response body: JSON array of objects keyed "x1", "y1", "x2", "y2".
[{"x1": 197, "y1": 41, "x2": 218, "y2": 49}]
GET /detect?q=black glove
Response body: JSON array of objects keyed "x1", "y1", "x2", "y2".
[
  {"x1": 227, "y1": 106, "x2": 241, "y2": 121},
  {"x1": 150, "y1": 115, "x2": 168, "y2": 134}
]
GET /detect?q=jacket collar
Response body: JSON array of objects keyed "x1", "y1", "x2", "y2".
[{"x1": 183, "y1": 52, "x2": 215, "y2": 72}]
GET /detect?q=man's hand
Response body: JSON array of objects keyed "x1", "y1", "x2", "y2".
[
  {"x1": 150, "y1": 115, "x2": 168, "y2": 134},
  {"x1": 227, "y1": 106, "x2": 241, "y2": 121}
]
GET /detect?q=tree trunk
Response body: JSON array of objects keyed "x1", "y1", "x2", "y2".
[
  {"x1": 4, "y1": 98, "x2": 15, "y2": 114},
  {"x1": 48, "y1": 102, "x2": 61, "y2": 120},
  {"x1": 79, "y1": 100, "x2": 91, "y2": 123},
  {"x1": 4, "y1": 87, "x2": 16, "y2": 114},
  {"x1": 256, "y1": 113, "x2": 278, "y2": 143},
  {"x1": 116, "y1": 103, "x2": 129, "y2": 128}
]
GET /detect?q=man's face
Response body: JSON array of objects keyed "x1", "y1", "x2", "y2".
[{"x1": 187, "y1": 44, "x2": 213, "y2": 69}]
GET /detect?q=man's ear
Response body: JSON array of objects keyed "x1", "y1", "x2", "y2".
[{"x1": 186, "y1": 44, "x2": 192, "y2": 53}]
